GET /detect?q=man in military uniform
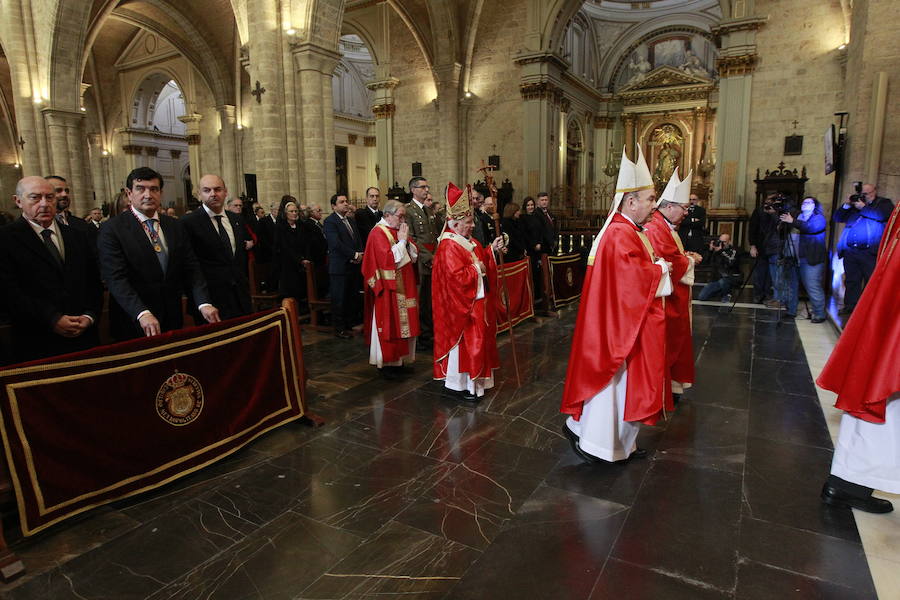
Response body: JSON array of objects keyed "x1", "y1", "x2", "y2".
[{"x1": 406, "y1": 176, "x2": 438, "y2": 347}]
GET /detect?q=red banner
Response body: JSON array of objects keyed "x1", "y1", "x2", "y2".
[
  {"x1": 0, "y1": 308, "x2": 305, "y2": 536},
  {"x1": 496, "y1": 257, "x2": 535, "y2": 333},
  {"x1": 548, "y1": 253, "x2": 587, "y2": 307}
]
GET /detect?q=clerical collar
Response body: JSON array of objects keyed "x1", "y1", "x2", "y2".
[{"x1": 619, "y1": 212, "x2": 643, "y2": 231}]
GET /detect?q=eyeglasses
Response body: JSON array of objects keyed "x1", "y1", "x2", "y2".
[{"x1": 414, "y1": 185, "x2": 430, "y2": 190}]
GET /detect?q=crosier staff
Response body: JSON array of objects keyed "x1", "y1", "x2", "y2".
[{"x1": 477, "y1": 160, "x2": 521, "y2": 387}]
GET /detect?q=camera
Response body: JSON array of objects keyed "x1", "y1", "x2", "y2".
[
  {"x1": 849, "y1": 181, "x2": 865, "y2": 203},
  {"x1": 766, "y1": 194, "x2": 793, "y2": 215}
]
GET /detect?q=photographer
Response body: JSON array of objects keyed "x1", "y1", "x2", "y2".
[
  {"x1": 835, "y1": 183, "x2": 894, "y2": 314},
  {"x1": 769, "y1": 196, "x2": 802, "y2": 318},
  {"x1": 779, "y1": 197, "x2": 827, "y2": 323},
  {"x1": 748, "y1": 193, "x2": 779, "y2": 303},
  {"x1": 698, "y1": 234, "x2": 742, "y2": 302},
  {"x1": 678, "y1": 193, "x2": 707, "y2": 254}
]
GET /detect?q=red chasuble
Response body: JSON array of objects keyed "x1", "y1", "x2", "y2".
[
  {"x1": 560, "y1": 213, "x2": 669, "y2": 425},
  {"x1": 432, "y1": 232, "x2": 500, "y2": 380},
  {"x1": 644, "y1": 210, "x2": 695, "y2": 385},
  {"x1": 817, "y1": 204, "x2": 900, "y2": 423},
  {"x1": 362, "y1": 224, "x2": 420, "y2": 362}
]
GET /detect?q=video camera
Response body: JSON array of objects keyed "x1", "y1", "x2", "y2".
[{"x1": 765, "y1": 194, "x2": 793, "y2": 215}]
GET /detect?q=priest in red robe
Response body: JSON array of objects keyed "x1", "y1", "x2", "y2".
[
  {"x1": 644, "y1": 169, "x2": 703, "y2": 401},
  {"x1": 362, "y1": 200, "x2": 420, "y2": 379},
  {"x1": 818, "y1": 203, "x2": 900, "y2": 513},
  {"x1": 432, "y1": 183, "x2": 503, "y2": 402},
  {"x1": 560, "y1": 146, "x2": 673, "y2": 463}
]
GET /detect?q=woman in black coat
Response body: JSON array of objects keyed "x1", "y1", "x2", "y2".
[
  {"x1": 520, "y1": 196, "x2": 545, "y2": 308},
  {"x1": 500, "y1": 202, "x2": 526, "y2": 262},
  {"x1": 274, "y1": 201, "x2": 309, "y2": 302}
]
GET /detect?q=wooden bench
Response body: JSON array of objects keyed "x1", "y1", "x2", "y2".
[{"x1": 303, "y1": 262, "x2": 331, "y2": 332}]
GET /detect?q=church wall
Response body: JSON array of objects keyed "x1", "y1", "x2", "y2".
[
  {"x1": 464, "y1": 0, "x2": 526, "y2": 197},
  {"x1": 0, "y1": 165, "x2": 20, "y2": 214},
  {"x1": 746, "y1": 0, "x2": 846, "y2": 210},
  {"x1": 388, "y1": 11, "x2": 440, "y2": 191},
  {"x1": 843, "y1": 0, "x2": 900, "y2": 200}
]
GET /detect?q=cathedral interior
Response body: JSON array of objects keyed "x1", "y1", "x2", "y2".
[{"x1": 0, "y1": 0, "x2": 898, "y2": 598}]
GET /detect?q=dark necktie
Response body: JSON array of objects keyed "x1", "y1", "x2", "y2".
[
  {"x1": 41, "y1": 229, "x2": 63, "y2": 266},
  {"x1": 214, "y1": 215, "x2": 233, "y2": 256},
  {"x1": 146, "y1": 219, "x2": 168, "y2": 273}
]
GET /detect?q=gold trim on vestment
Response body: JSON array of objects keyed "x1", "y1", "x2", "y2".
[
  {"x1": 616, "y1": 184, "x2": 655, "y2": 193},
  {"x1": 0, "y1": 310, "x2": 303, "y2": 536}
]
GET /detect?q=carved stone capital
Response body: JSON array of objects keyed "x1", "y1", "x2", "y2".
[
  {"x1": 372, "y1": 103, "x2": 396, "y2": 119},
  {"x1": 559, "y1": 97, "x2": 571, "y2": 113},
  {"x1": 519, "y1": 81, "x2": 563, "y2": 104},
  {"x1": 347, "y1": 134, "x2": 358, "y2": 145},
  {"x1": 122, "y1": 144, "x2": 144, "y2": 155},
  {"x1": 512, "y1": 51, "x2": 570, "y2": 71},
  {"x1": 363, "y1": 136, "x2": 376, "y2": 147},
  {"x1": 593, "y1": 116, "x2": 614, "y2": 129},
  {"x1": 716, "y1": 54, "x2": 758, "y2": 77},
  {"x1": 170, "y1": 149, "x2": 182, "y2": 159},
  {"x1": 186, "y1": 134, "x2": 201, "y2": 146},
  {"x1": 366, "y1": 77, "x2": 400, "y2": 91},
  {"x1": 144, "y1": 146, "x2": 159, "y2": 157},
  {"x1": 291, "y1": 42, "x2": 342, "y2": 74},
  {"x1": 621, "y1": 113, "x2": 637, "y2": 126}
]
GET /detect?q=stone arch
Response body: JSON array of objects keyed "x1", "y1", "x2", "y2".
[
  {"x1": 48, "y1": 0, "x2": 96, "y2": 111},
  {"x1": 340, "y1": 20, "x2": 382, "y2": 67},
  {"x1": 129, "y1": 73, "x2": 188, "y2": 133},
  {"x1": 543, "y1": 0, "x2": 586, "y2": 54}
]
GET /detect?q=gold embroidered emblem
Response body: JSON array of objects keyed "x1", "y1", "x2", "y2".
[
  {"x1": 566, "y1": 267, "x2": 574, "y2": 286},
  {"x1": 155, "y1": 372, "x2": 204, "y2": 426}
]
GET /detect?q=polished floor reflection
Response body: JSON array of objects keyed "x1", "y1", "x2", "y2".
[{"x1": 0, "y1": 305, "x2": 878, "y2": 599}]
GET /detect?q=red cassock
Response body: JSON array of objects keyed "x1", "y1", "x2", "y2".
[
  {"x1": 560, "y1": 213, "x2": 670, "y2": 425},
  {"x1": 432, "y1": 233, "x2": 500, "y2": 380},
  {"x1": 817, "y1": 204, "x2": 900, "y2": 423},
  {"x1": 362, "y1": 224, "x2": 420, "y2": 363},
  {"x1": 644, "y1": 210, "x2": 695, "y2": 385}
]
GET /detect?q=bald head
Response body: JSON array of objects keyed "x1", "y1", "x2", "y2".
[
  {"x1": 15, "y1": 176, "x2": 57, "y2": 228},
  {"x1": 198, "y1": 174, "x2": 227, "y2": 213}
]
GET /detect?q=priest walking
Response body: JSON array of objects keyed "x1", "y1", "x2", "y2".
[
  {"x1": 644, "y1": 168, "x2": 703, "y2": 402},
  {"x1": 560, "y1": 147, "x2": 673, "y2": 463},
  {"x1": 818, "y1": 203, "x2": 900, "y2": 513},
  {"x1": 432, "y1": 183, "x2": 503, "y2": 402},
  {"x1": 361, "y1": 200, "x2": 420, "y2": 379}
]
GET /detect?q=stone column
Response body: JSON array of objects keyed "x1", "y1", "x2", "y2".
[
  {"x1": 217, "y1": 104, "x2": 240, "y2": 192},
  {"x1": 42, "y1": 108, "x2": 90, "y2": 214},
  {"x1": 558, "y1": 97, "x2": 570, "y2": 189},
  {"x1": 711, "y1": 16, "x2": 765, "y2": 208},
  {"x1": 515, "y1": 51, "x2": 568, "y2": 197},
  {"x1": 367, "y1": 78, "x2": 399, "y2": 193},
  {"x1": 178, "y1": 113, "x2": 203, "y2": 195},
  {"x1": 692, "y1": 107, "x2": 708, "y2": 174},
  {"x1": 593, "y1": 116, "x2": 614, "y2": 210},
  {"x1": 144, "y1": 146, "x2": 159, "y2": 171},
  {"x1": 433, "y1": 63, "x2": 462, "y2": 183},
  {"x1": 622, "y1": 113, "x2": 637, "y2": 160},
  {"x1": 246, "y1": 0, "x2": 288, "y2": 206},
  {"x1": 87, "y1": 133, "x2": 108, "y2": 207},
  {"x1": 292, "y1": 42, "x2": 342, "y2": 204}
]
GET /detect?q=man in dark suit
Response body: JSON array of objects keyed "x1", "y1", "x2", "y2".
[
  {"x1": 47, "y1": 175, "x2": 98, "y2": 249},
  {"x1": 0, "y1": 176, "x2": 102, "y2": 363},
  {"x1": 535, "y1": 192, "x2": 557, "y2": 254},
  {"x1": 678, "y1": 193, "x2": 707, "y2": 254},
  {"x1": 98, "y1": 167, "x2": 220, "y2": 340},
  {"x1": 323, "y1": 194, "x2": 363, "y2": 338},
  {"x1": 355, "y1": 186, "x2": 382, "y2": 244},
  {"x1": 181, "y1": 175, "x2": 252, "y2": 320}
]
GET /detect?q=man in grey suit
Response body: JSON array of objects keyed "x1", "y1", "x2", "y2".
[{"x1": 406, "y1": 176, "x2": 438, "y2": 346}]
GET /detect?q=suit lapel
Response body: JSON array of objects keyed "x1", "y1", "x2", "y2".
[
  {"x1": 126, "y1": 213, "x2": 166, "y2": 278},
  {"x1": 14, "y1": 218, "x2": 63, "y2": 273}
]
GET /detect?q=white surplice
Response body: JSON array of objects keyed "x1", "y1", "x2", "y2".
[
  {"x1": 566, "y1": 258, "x2": 672, "y2": 462},
  {"x1": 368, "y1": 220, "x2": 418, "y2": 368},
  {"x1": 442, "y1": 263, "x2": 494, "y2": 397},
  {"x1": 831, "y1": 394, "x2": 900, "y2": 493}
]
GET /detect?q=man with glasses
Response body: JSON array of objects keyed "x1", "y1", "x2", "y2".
[
  {"x1": 406, "y1": 176, "x2": 437, "y2": 347},
  {"x1": 99, "y1": 167, "x2": 219, "y2": 340},
  {"x1": 645, "y1": 169, "x2": 703, "y2": 404}
]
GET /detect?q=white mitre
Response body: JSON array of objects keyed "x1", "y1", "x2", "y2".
[
  {"x1": 656, "y1": 169, "x2": 682, "y2": 207},
  {"x1": 590, "y1": 145, "x2": 656, "y2": 258},
  {"x1": 674, "y1": 169, "x2": 693, "y2": 205}
]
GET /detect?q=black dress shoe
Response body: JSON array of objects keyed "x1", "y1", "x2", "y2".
[
  {"x1": 378, "y1": 367, "x2": 398, "y2": 380},
  {"x1": 629, "y1": 447, "x2": 649, "y2": 460},
  {"x1": 335, "y1": 330, "x2": 352, "y2": 339},
  {"x1": 821, "y1": 484, "x2": 894, "y2": 513},
  {"x1": 811, "y1": 317, "x2": 827, "y2": 324},
  {"x1": 672, "y1": 393, "x2": 681, "y2": 407},
  {"x1": 458, "y1": 389, "x2": 479, "y2": 403},
  {"x1": 561, "y1": 424, "x2": 601, "y2": 464}
]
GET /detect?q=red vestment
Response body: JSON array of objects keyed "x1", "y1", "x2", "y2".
[
  {"x1": 817, "y1": 204, "x2": 900, "y2": 423},
  {"x1": 432, "y1": 232, "x2": 500, "y2": 380},
  {"x1": 644, "y1": 210, "x2": 695, "y2": 385},
  {"x1": 560, "y1": 214, "x2": 669, "y2": 425},
  {"x1": 362, "y1": 224, "x2": 420, "y2": 363}
]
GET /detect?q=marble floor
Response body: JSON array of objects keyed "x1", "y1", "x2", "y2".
[{"x1": 0, "y1": 304, "x2": 885, "y2": 599}]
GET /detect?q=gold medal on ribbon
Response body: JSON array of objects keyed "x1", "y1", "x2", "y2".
[{"x1": 154, "y1": 244, "x2": 162, "y2": 252}]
